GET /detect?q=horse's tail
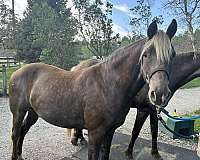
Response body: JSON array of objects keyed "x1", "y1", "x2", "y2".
[{"x1": 66, "y1": 128, "x2": 73, "y2": 137}]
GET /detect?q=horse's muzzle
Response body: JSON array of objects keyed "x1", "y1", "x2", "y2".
[{"x1": 149, "y1": 88, "x2": 171, "y2": 107}]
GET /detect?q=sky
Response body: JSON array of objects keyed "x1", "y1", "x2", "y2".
[{"x1": 4, "y1": 0, "x2": 183, "y2": 37}]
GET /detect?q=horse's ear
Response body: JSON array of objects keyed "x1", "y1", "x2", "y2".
[
  {"x1": 147, "y1": 20, "x2": 157, "y2": 39},
  {"x1": 166, "y1": 19, "x2": 177, "y2": 40}
]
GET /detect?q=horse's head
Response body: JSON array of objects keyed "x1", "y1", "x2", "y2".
[{"x1": 140, "y1": 19, "x2": 177, "y2": 107}]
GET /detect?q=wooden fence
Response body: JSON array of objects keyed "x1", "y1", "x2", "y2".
[
  {"x1": 0, "y1": 57, "x2": 19, "y2": 96},
  {"x1": 0, "y1": 57, "x2": 18, "y2": 67}
]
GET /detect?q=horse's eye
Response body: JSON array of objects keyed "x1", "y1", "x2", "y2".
[{"x1": 143, "y1": 54, "x2": 148, "y2": 58}]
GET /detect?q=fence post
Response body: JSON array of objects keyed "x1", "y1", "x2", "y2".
[{"x1": 2, "y1": 65, "x2": 7, "y2": 96}]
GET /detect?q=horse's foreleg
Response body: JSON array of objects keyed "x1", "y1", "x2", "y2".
[
  {"x1": 125, "y1": 109, "x2": 149, "y2": 159},
  {"x1": 99, "y1": 129, "x2": 115, "y2": 160},
  {"x1": 11, "y1": 109, "x2": 26, "y2": 160},
  {"x1": 77, "y1": 129, "x2": 87, "y2": 145},
  {"x1": 17, "y1": 109, "x2": 38, "y2": 157},
  {"x1": 150, "y1": 109, "x2": 162, "y2": 159},
  {"x1": 88, "y1": 129, "x2": 104, "y2": 160}
]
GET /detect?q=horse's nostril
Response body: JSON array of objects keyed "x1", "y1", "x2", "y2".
[
  {"x1": 168, "y1": 91, "x2": 171, "y2": 99},
  {"x1": 150, "y1": 91, "x2": 156, "y2": 103},
  {"x1": 162, "y1": 95, "x2": 166, "y2": 104},
  {"x1": 162, "y1": 91, "x2": 171, "y2": 105}
]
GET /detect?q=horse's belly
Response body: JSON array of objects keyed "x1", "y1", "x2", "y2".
[
  {"x1": 31, "y1": 99, "x2": 85, "y2": 128},
  {"x1": 42, "y1": 115, "x2": 84, "y2": 128},
  {"x1": 30, "y1": 83, "x2": 85, "y2": 128},
  {"x1": 38, "y1": 109, "x2": 85, "y2": 128}
]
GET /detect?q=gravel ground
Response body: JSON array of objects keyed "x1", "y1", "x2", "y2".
[{"x1": 0, "y1": 87, "x2": 200, "y2": 160}]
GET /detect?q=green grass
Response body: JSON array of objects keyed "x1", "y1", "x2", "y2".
[
  {"x1": 194, "y1": 108, "x2": 200, "y2": 115},
  {"x1": 181, "y1": 78, "x2": 200, "y2": 89},
  {"x1": 180, "y1": 115, "x2": 200, "y2": 132},
  {"x1": 0, "y1": 66, "x2": 20, "y2": 89},
  {"x1": 181, "y1": 109, "x2": 200, "y2": 132},
  {"x1": 195, "y1": 118, "x2": 200, "y2": 132},
  {"x1": 6, "y1": 67, "x2": 20, "y2": 80}
]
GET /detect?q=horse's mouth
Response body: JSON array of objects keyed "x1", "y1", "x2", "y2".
[{"x1": 155, "y1": 104, "x2": 166, "y2": 115}]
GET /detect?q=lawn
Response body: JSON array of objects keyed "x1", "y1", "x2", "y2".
[
  {"x1": 195, "y1": 118, "x2": 200, "y2": 132},
  {"x1": 181, "y1": 78, "x2": 200, "y2": 89},
  {"x1": 194, "y1": 109, "x2": 200, "y2": 132},
  {"x1": 181, "y1": 109, "x2": 200, "y2": 133},
  {"x1": 0, "y1": 66, "x2": 20, "y2": 89}
]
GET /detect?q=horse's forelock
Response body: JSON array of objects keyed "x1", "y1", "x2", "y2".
[
  {"x1": 141, "y1": 30, "x2": 173, "y2": 63},
  {"x1": 153, "y1": 31, "x2": 172, "y2": 63}
]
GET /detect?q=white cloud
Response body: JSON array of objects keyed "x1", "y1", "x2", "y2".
[
  {"x1": 113, "y1": 4, "x2": 135, "y2": 19},
  {"x1": 113, "y1": 4, "x2": 129, "y2": 13},
  {"x1": 5, "y1": 0, "x2": 27, "y2": 18},
  {"x1": 67, "y1": 0, "x2": 78, "y2": 17},
  {"x1": 67, "y1": 0, "x2": 74, "y2": 8},
  {"x1": 113, "y1": 23, "x2": 130, "y2": 37}
]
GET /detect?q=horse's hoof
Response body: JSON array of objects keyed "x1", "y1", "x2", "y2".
[
  {"x1": 12, "y1": 157, "x2": 17, "y2": 160},
  {"x1": 151, "y1": 150, "x2": 163, "y2": 160},
  {"x1": 17, "y1": 155, "x2": 24, "y2": 160},
  {"x1": 11, "y1": 155, "x2": 24, "y2": 160},
  {"x1": 125, "y1": 150, "x2": 133, "y2": 160},
  {"x1": 71, "y1": 138, "x2": 78, "y2": 146},
  {"x1": 80, "y1": 138, "x2": 87, "y2": 145}
]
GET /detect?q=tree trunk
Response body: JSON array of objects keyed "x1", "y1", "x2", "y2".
[
  {"x1": 12, "y1": 0, "x2": 15, "y2": 30},
  {"x1": 188, "y1": 26, "x2": 196, "y2": 52},
  {"x1": 186, "y1": 14, "x2": 196, "y2": 53}
]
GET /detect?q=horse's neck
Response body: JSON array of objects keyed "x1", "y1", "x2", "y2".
[
  {"x1": 99, "y1": 41, "x2": 144, "y2": 100},
  {"x1": 170, "y1": 53, "x2": 200, "y2": 92}
]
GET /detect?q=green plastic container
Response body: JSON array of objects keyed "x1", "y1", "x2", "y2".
[{"x1": 159, "y1": 114, "x2": 195, "y2": 139}]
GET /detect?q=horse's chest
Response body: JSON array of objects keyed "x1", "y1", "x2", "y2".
[{"x1": 108, "y1": 106, "x2": 130, "y2": 128}]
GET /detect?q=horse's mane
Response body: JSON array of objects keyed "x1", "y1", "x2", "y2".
[
  {"x1": 100, "y1": 38, "x2": 146, "y2": 65},
  {"x1": 71, "y1": 58, "x2": 101, "y2": 71},
  {"x1": 74, "y1": 31, "x2": 174, "y2": 70},
  {"x1": 101, "y1": 31, "x2": 173, "y2": 66}
]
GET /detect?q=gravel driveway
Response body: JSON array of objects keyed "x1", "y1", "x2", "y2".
[{"x1": 0, "y1": 87, "x2": 200, "y2": 160}]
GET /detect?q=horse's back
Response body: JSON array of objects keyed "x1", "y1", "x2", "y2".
[{"x1": 9, "y1": 63, "x2": 68, "y2": 111}]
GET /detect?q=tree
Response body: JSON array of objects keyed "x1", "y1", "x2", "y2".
[
  {"x1": 119, "y1": 32, "x2": 144, "y2": 47},
  {"x1": 0, "y1": 0, "x2": 13, "y2": 49},
  {"x1": 15, "y1": 0, "x2": 79, "y2": 69},
  {"x1": 26, "y1": 0, "x2": 69, "y2": 17},
  {"x1": 73, "y1": 0, "x2": 119, "y2": 59},
  {"x1": 14, "y1": 9, "x2": 39, "y2": 62},
  {"x1": 195, "y1": 29, "x2": 200, "y2": 50},
  {"x1": 129, "y1": 0, "x2": 163, "y2": 35},
  {"x1": 164, "y1": 0, "x2": 200, "y2": 53},
  {"x1": 32, "y1": 2, "x2": 79, "y2": 68}
]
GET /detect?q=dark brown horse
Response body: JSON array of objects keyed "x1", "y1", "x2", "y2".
[
  {"x1": 9, "y1": 20, "x2": 177, "y2": 160},
  {"x1": 125, "y1": 51, "x2": 200, "y2": 159},
  {"x1": 69, "y1": 52, "x2": 200, "y2": 159}
]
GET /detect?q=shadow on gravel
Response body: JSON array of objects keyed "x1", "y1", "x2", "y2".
[
  {"x1": 71, "y1": 132, "x2": 199, "y2": 160},
  {"x1": 60, "y1": 158, "x2": 74, "y2": 160}
]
